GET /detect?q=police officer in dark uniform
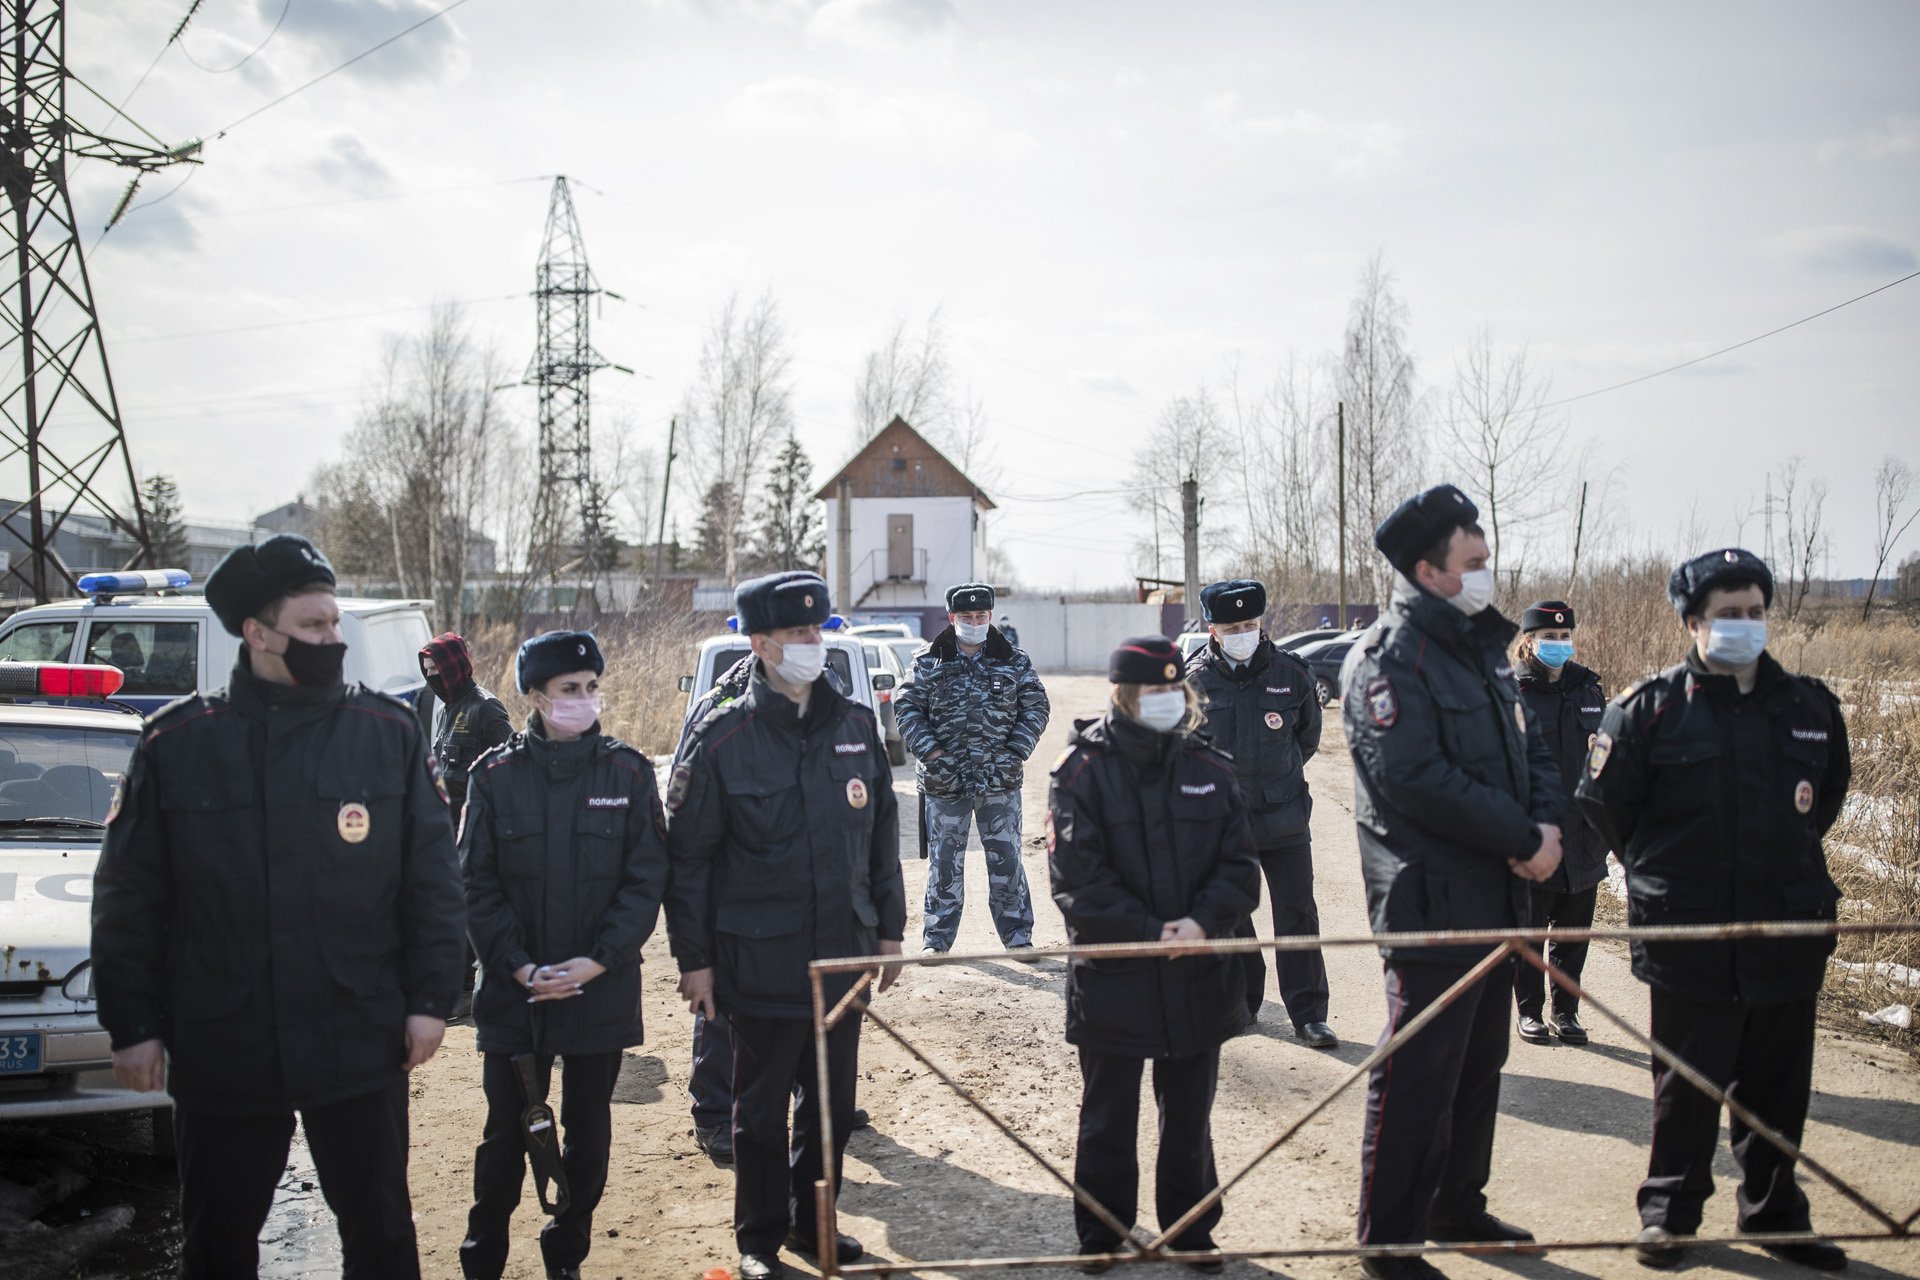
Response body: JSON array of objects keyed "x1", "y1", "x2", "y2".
[
  {"x1": 1510, "y1": 599, "x2": 1611, "y2": 1045},
  {"x1": 664, "y1": 571, "x2": 906, "y2": 1280},
  {"x1": 91, "y1": 535, "x2": 464, "y2": 1279},
  {"x1": 1340, "y1": 486, "x2": 1565, "y2": 1279},
  {"x1": 1576, "y1": 549, "x2": 1850, "y2": 1272},
  {"x1": 417, "y1": 630, "x2": 513, "y2": 819},
  {"x1": 1185, "y1": 579, "x2": 1334, "y2": 1047},
  {"x1": 1049, "y1": 636, "x2": 1260, "y2": 1273}
]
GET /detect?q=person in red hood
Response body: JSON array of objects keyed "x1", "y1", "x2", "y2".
[{"x1": 417, "y1": 632, "x2": 514, "y2": 819}]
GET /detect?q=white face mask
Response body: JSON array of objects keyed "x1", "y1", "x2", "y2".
[
  {"x1": 1135, "y1": 688, "x2": 1189, "y2": 733},
  {"x1": 773, "y1": 641, "x2": 826, "y2": 686},
  {"x1": 955, "y1": 621, "x2": 990, "y2": 647},
  {"x1": 1445, "y1": 567, "x2": 1496, "y2": 616},
  {"x1": 1217, "y1": 630, "x2": 1261, "y2": 662},
  {"x1": 1702, "y1": 618, "x2": 1767, "y2": 667}
]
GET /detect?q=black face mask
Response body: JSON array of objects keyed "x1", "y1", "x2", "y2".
[{"x1": 273, "y1": 631, "x2": 348, "y2": 688}]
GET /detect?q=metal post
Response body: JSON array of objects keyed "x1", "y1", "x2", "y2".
[
  {"x1": 836, "y1": 478, "x2": 853, "y2": 609},
  {"x1": 1181, "y1": 475, "x2": 1200, "y2": 627},
  {"x1": 1336, "y1": 401, "x2": 1348, "y2": 629},
  {"x1": 652, "y1": 415, "x2": 676, "y2": 586}
]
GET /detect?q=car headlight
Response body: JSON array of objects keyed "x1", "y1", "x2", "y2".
[{"x1": 61, "y1": 960, "x2": 95, "y2": 1002}]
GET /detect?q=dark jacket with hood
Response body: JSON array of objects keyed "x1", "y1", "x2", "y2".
[
  {"x1": 460, "y1": 717, "x2": 669, "y2": 1055},
  {"x1": 1515, "y1": 658, "x2": 1611, "y2": 893},
  {"x1": 1576, "y1": 650, "x2": 1850, "y2": 1006},
  {"x1": 1341, "y1": 584, "x2": 1564, "y2": 965},
  {"x1": 91, "y1": 655, "x2": 465, "y2": 1115},
  {"x1": 664, "y1": 661, "x2": 906, "y2": 1018},
  {"x1": 1047, "y1": 713, "x2": 1260, "y2": 1058},
  {"x1": 414, "y1": 635, "x2": 512, "y2": 816},
  {"x1": 894, "y1": 625, "x2": 1050, "y2": 801},
  {"x1": 1185, "y1": 637, "x2": 1321, "y2": 847}
]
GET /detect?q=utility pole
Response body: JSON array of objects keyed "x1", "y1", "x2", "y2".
[
  {"x1": 524, "y1": 175, "x2": 628, "y2": 609},
  {"x1": 835, "y1": 477, "x2": 852, "y2": 609},
  {"x1": 1, "y1": 1, "x2": 200, "y2": 601},
  {"x1": 1336, "y1": 401, "x2": 1348, "y2": 629},
  {"x1": 1568, "y1": 480, "x2": 1589, "y2": 593},
  {"x1": 1181, "y1": 474, "x2": 1200, "y2": 628},
  {"x1": 652, "y1": 415, "x2": 676, "y2": 587}
]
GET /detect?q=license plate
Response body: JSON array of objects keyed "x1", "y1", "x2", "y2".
[{"x1": 0, "y1": 1032, "x2": 43, "y2": 1074}]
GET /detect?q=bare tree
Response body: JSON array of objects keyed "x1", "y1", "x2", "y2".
[
  {"x1": 1773, "y1": 457, "x2": 1829, "y2": 619},
  {"x1": 678, "y1": 291, "x2": 796, "y2": 582},
  {"x1": 323, "y1": 303, "x2": 511, "y2": 625},
  {"x1": 1441, "y1": 330, "x2": 1567, "y2": 583},
  {"x1": 1336, "y1": 252, "x2": 1423, "y2": 603},
  {"x1": 1126, "y1": 389, "x2": 1231, "y2": 578},
  {"x1": 853, "y1": 309, "x2": 953, "y2": 444},
  {"x1": 941, "y1": 384, "x2": 999, "y2": 484},
  {"x1": 1863, "y1": 456, "x2": 1918, "y2": 620},
  {"x1": 1226, "y1": 354, "x2": 1334, "y2": 597}
]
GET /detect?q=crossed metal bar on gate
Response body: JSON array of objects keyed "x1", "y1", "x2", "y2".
[{"x1": 797, "y1": 919, "x2": 1920, "y2": 1276}]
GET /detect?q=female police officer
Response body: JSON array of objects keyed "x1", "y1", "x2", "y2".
[
  {"x1": 1511, "y1": 600, "x2": 1611, "y2": 1045},
  {"x1": 458, "y1": 631, "x2": 670, "y2": 1280},
  {"x1": 1047, "y1": 636, "x2": 1260, "y2": 1272}
]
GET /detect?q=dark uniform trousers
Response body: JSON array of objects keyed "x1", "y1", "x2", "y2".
[
  {"x1": 1239, "y1": 833, "x2": 1331, "y2": 1026},
  {"x1": 1512, "y1": 882, "x2": 1599, "y2": 1021},
  {"x1": 462, "y1": 1050, "x2": 624, "y2": 1279},
  {"x1": 1640, "y1": 992, "x2": 1818, "y2": 1234},
  {"x1": 1074, "y1": 1046, "x2": 1223, "y2": 1253},
  {"x1": 1358, "y1": 957, "x2": 1514, "y2": 1244},
  {"x1": 174, "y1": 1079, "x2": 418, "y2": 1279},
  {"x1": 732, "y1": 1013, "x2": 861, "y2": 1257},
  {"x1": 690, "y1": 1008, "x2": 734, "y2": 1128}
]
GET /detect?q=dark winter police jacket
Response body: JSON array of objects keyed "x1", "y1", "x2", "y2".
[
  {"x1": 460, "y1": 719, "x2": 669, "y2": 1056},
  {"x1": 1575, "y1": 650, "x2": 1850, "y2": 1006},
  {"x1": 1341, "y1": 586, "x2": 1564, "y2": 965},
  {"x1": 1515, "y1": 659, "x2": 1611, "y2": 893},
  {"x1": 1186, "y1": 637, "x2": 1321, "y2": 846},
  {"x1": 664, "y1": 663, "x2": 906, "y2": 1018},
  {"x1": 894, "y1": 626, "x2": 1050, "y2": 801},
  {"x1": 91, "y1": 656, "x2": 465, "y2": 1115},
  {"x1": 1047, "y1": 714, "x2": 1260, "y2": 1058},
  {"x1": 417, "y1": 680, "x2": 513, "y2": 815}
]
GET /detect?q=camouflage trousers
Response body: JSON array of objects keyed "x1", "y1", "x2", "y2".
[{"x1": 922, "y1": 790, "x2": 1034, "y2": 951}]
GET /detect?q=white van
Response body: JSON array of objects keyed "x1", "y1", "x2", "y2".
[{"x1": 0, "y1": 571, "x2": 435, "y2": 717}]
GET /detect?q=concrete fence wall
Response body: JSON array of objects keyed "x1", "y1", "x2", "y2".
[{"x1": 1004, "y1": 599, "x2": 1168, "y2": 672}]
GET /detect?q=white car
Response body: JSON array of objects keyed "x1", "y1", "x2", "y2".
[
  {"x1": 0, "y1": 570, "x2": 435, "y2": 717},
  {"x1": 847, "y1": 623, "x2": 916, "y2": 641},
  {"x1": 0, "y1": 662, "x2": 163, "y2": 1135},
  {"x1": 677, "y1": 629, "x2": 899, "y2": 757}
]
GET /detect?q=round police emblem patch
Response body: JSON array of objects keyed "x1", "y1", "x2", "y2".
[
  {"x1": 1794, "y1": 779, "x2": 1813, "y2": 814},
  {"x1": 1164, "y1": 662, "x2": 1179, "y2": 680},
  {"x1": 847, "y1": 777, "x2": 869, "y2": 810},
  {"x1": 338, "y1": 801, "x2": 371, "y2": 844},
  {"x1": 1265, "y1": 711, "x2": 1283, "y2": 731}
]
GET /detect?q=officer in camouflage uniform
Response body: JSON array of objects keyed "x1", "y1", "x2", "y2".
[{"x1": 893, "y1": 583, "x2": 1050, "y2": 955}]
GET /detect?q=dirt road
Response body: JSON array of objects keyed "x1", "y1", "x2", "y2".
[{"x1": 391, "y1": 673, "x2": 1920, "y2": 1280}]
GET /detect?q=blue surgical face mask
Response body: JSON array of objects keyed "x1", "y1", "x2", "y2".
[
  {"x1": 1534, "y1": 640, "x2": 1574, "y2": 669},
  {"x1": 1702, "y1": 618, "x2": 1767, "y2": 667}
]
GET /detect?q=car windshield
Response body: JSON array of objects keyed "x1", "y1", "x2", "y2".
[
  {"x1": 0, "y1": 723, "x2": 139, "y2": 830},
  {"x1": 707, "y1": 646, "x2": 856, "y2": 691}
]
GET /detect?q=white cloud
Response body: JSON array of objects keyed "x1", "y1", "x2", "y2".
[
  {"x1": 1819, "y1": 112, "x2": 1920, "y2": 163},
  {"x1": 1071, "y1": 370, "x2": 1139, "y2": 398},
  {"x1": 1113, "y1": 69, "x2": 1146, "y2": 92},
  {"x1": 1761, "y1": 226, "x2": 1918, "y2": 275},
  {"x1": 808, "y1": 0, "x2": 957, "y2": 49},
  {"x1": 730, "y1": 75, "x2": 1036, "y2": 155},
  {"x1": 310, "y1": 132, "x2": 395, "y2": 197},
  {"x1": 1199, "y1": 92, "x2": 1406, "y2": 173}
]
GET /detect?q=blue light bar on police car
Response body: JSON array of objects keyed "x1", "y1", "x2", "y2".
[{"x1": 77, "y1": 569, "x2": 191, "y2": 596}]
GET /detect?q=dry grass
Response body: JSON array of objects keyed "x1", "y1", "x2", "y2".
[
  {"x1": 462, "y1": 611, "x2": 709, "y2": 759},
  {"x1": 1510, "y1": 566, "x2": 1920, "y2": 1042}
]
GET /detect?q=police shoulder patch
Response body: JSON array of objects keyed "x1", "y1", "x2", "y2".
[
  {"x1": 666, "y1": 762, "x2": 693, "y2": 812},
  {"x1": 1366, "y1": 676, "x2": 1398, "y2": 728},
  {"x1": 1587, "y1": 730, "x2": 1613, "y2": 779}
]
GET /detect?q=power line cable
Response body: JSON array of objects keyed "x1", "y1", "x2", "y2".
[
  {"x1": 1543, "y1": 268, "x2": 1920, "y2": 409},
  {"x1": 179, "y1": 0, "x2": 294, "y2": 73},
  {"x1": 209, "y1": 0, "x2": 476, "y2": 139},
  {"x1": 111, "y1": 293, "x2": 520, "y2": 344},
  {"x1": 95, "y1": 1, "x2": 205, "y2": 136}
]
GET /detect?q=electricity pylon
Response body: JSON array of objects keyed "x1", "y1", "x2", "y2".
[
  {"x1": 1, "y1": 0, "x2": 199, "y2": 600},
  {"x1": 525, "y1": 174, "x2": 625, "y2": 605}
]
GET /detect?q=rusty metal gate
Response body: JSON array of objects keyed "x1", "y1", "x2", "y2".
[{"x1": 802, "y1": 919, "x2": 1920, "y2": 1276}]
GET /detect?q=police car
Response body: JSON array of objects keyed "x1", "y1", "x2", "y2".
[
  {"x1": 678, "y1": 620, "x2": 903, "y2": 762},
  {"x1": 0, "y1": 570, "x2": 435, "y2": 716},
  {"x1": 0, "y1": 662, "x2": 161, "y2": 1132}
]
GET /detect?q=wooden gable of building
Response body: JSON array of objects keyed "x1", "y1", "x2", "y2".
[{"x1": 814, "y1": 416, "x2": 996, "y2": 509}]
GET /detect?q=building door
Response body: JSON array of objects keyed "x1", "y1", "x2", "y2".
[{"x1": 887, "y1": 514, "x2": 914, "y2": 579}]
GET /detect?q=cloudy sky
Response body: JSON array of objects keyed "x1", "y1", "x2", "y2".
[{"x1": 48, "y1": 0, "x2": 1920, "y2": 587}]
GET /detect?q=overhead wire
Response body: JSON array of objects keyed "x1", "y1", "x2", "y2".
[
  {"x1": 1542, "y1": 268, "x2": 1920, "y2": 409},
  {"x1": 178, "y1": 0, "x2": 294, "y2": 74},
  {"x1": 94, "y1": 0, "x2": 205, "y2": 137},
  {"x1": 110, "y1": 293, "x2": 521, "y2": 344},
  {"x1": 209, "y1": 0, "x2": 476, "y2": 139}
]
